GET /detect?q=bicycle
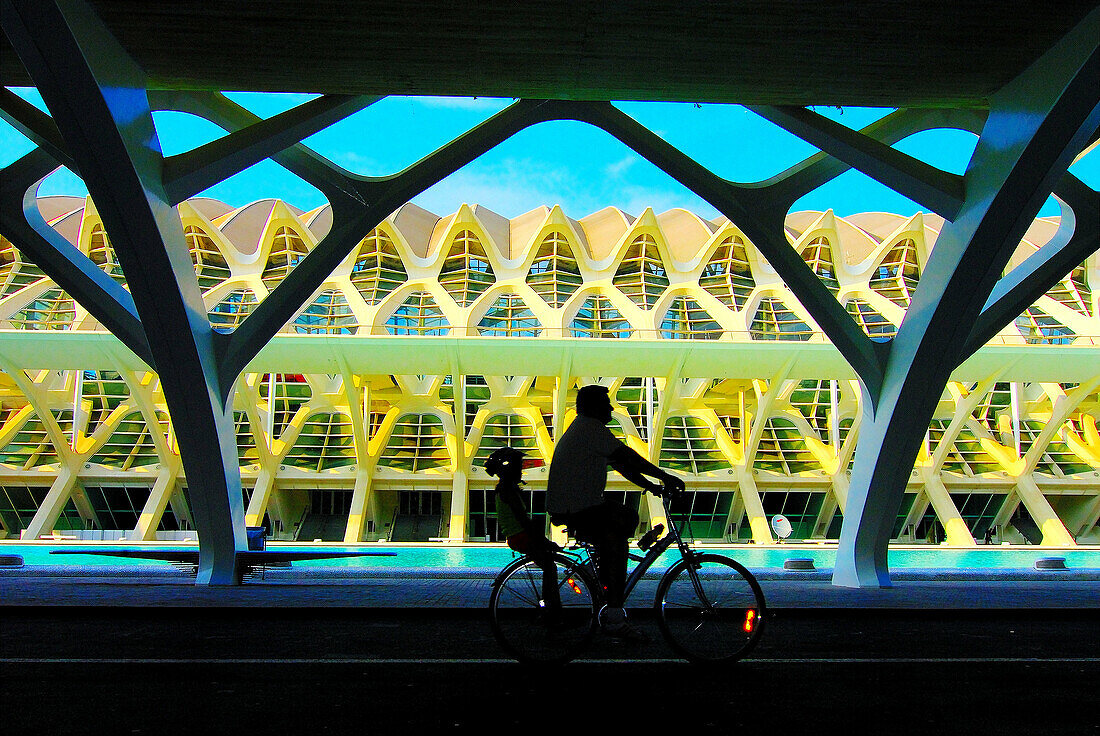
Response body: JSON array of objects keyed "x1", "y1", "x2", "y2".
[{"x1": 488, "y1": 489, "x2": 766, "y2": 665}]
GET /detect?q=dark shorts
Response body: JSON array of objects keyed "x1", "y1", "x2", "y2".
[
  {"x1": 551, "y1": 499, "x2": 638, "y2": 541},
  {"x1": 506, "y1": 530, "x2": 557, "y2": 556}
]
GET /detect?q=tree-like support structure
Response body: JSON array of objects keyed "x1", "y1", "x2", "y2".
[
  {"x1": 0, "y1": 0, "x2": 557, "y2": 582},
  {"x1": 1, "y1": 0, "x2": 1096, "y2": 586}
]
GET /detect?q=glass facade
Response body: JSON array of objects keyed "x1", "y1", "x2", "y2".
[{"x1": 0, "y1": 199, "x2": 1095, "y2": 547}]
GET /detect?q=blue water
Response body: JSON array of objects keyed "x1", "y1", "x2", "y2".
[{"x1": 3, "y1": 542, "x2": 1098, "y2": 570}]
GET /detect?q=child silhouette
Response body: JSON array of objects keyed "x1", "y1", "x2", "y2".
[{"x1": 484, "y1": 446, "x2": 563, "y2": 622}]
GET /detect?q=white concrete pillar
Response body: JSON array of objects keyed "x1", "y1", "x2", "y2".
[
  {"x1": 133, "y1": 467, "x2": 179, "y2": 541},
  {"x1": 245, "y1": 468, "x2": 276, "y2": 527},
  {"x1": 735, "y1": 466, "x2": 773, "y2": 543},
  {"x1": 449, "y1": 467, "x2": 469, "y2": 541},
  {"x1": 345, "y1": 469, "x2": 374, "y2": 542},
  {"x1": 921, "y1": 471, "x2": 976, "y2": 547},
  {"x1": 23, "y1": 465, "x2": 79, "y2": 540},
  {"x1": 1015, "y1": 473, "x2": 1076, "y2": 546}
]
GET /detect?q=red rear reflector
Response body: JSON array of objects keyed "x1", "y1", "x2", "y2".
[{"x1": 743, "y1": 609, "x2": 757, "y2": 633}]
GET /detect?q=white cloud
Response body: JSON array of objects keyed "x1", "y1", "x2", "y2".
[
  {"x1": 326, "y1": 150, "x2": 389, "y2": 175},
  {"x1": 603, "y1": 156, "x2": 637, "y2": 178},
  {"x1": 406, "y1": 153, "x2": 726, "y2": 220},
  {"x1": 411, "y1": 157, "x2": 591, "y2": 217}
]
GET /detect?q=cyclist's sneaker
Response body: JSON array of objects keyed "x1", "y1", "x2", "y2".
[
  {"x1": 600, "y1": 619, "x2": 650, "y2": 642},
  {"x1": 598, "y1": 606, "x2": 650, "y2": 642}
]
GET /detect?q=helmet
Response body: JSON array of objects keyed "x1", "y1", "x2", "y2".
[{"x1": 484, "y1": 446, "x2": 526, "y2": 478}]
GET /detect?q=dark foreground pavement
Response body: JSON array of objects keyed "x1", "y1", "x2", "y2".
[
  {"x1": 4, "y1": 658, "x2": 1097, "y2": 735},
  {"x1": 2, "y1": 570, "x2": 1097, "y2": 734},
  {"x1": 3, "y1": 607, "x2": 1098, "y2": 735}
]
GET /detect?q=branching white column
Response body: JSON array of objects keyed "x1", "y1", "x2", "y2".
[
  {"x1": 919, "y1": 470, "x2": 976, "y2": 547},
  {"x1": 345, "y1": 469, "x2": 374, "y2": 543},
  {"x1": 1014, "y1": 474, "x2": 1075, "y2": 546},
  {"x1": 23, "y1": 465, "x2": 78, "y2": 540},
  {"x1": 133, "y1": 466, "x2": 180, "y2": 541},
  {"x1": 734, "y1": 466, "x2": 772, "y2": 543}
]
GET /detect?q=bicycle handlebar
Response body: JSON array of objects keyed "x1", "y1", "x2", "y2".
[{"x1": 643, "y1": 478, "x2": 685, "y2": 500}]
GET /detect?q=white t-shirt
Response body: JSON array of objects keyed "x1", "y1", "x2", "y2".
[{"x1": 546, "y1": 415, "x2": 625, "y2": 514}]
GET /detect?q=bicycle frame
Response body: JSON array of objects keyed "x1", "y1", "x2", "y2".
[
  {"x1": 559, "y1": 494, "x2": 710, "y2": 607},
  {"x1": 626, "y1": 495, "x2": 710, "y2": 600},
  {"x1": 491, "y1": 491, "x2": 765, "y2": 665}
]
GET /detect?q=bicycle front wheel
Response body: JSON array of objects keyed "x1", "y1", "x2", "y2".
[
  {"x1": 488, "y1": 554, "x2": 598, "y2": 665},
  {"x1": 655, "y1": 554, "x2": 766, "y2": 664}
]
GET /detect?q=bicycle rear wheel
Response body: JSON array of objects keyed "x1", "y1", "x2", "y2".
[
  {"x1": 655, "y1": 553, "x2": 765, "y2": 664},
  {"x1": 488, "y1": 554, "x2": 598, "y2": 665}
]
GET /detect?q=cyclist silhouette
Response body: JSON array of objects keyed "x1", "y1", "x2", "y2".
[{"x1": 547, "y1": 384, "x2": 684, "y2": 640}]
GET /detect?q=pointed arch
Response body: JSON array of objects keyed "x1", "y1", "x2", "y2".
[
  {"x1": 660, "y1": 295, "x2": 722, "y2": 339},
  {"x1": 869, "y1": 238, "x2": 921, "y2": 308},
  {"x1": 350, "y1": 227, "x2": 407, "y2": 305},
  {"x1": 526, "y1": 230, "x2": 582, "y2": 307},
  {"x1": 613, "y1": 233, "x2": 668, "y2": 309},
  {"x1": 659, "y1": 416, "x2": 731, "y2": 473},
  {"x1": 88, "y1": 410, "x2": 169, "y2": 470},
  {"x1": 0, "y1": 235, "x2": 47, "y2": 299},
  {"x1": 378, "y1": 413, "x2": 451, "y2": 472},
  {"x1": 261, "y1": 225, "x2": 311, "y2": 292},
  {"x1": 699, "y1": 234, "x2": 755, "y2": 310},
  {"x1": 208, "y1": 289, "x2": 257, "y2": 333},
  {"x1": 282, "y1": 411, "x2": 356, "y2": 471},
  {"x1": 185, "y1": 224, "x2": 232, "y2": 292},
  {"x1": 87, "y1": 223, "x2": 126, "y2": 287},
  {"x1": 477, "y1": 293, "x2": 542, "y2": 336},
  {"x1": 439, "y1": 229, "x2": 495, "y2": 306},
  {"x1": 753, "y1": 417, "x2": 819, "y2": 474},
  {"x1": 569, "y1": 293, "x2": 634, "y2": 338},
  {"x1": 749, "y1": 296, "x2": 813, "y2": 341},
  {"x1": 800, "y1": 235, "x2": 839, "y2": 294},
  {"x1": 385, "y1": 290, "x2": 450, "y2": 335},
  {"x1": 475, "y1": 413, "x2": 540, "y2": 463},
  {"x1": 8, "y1": 288, "x2": 75, "y2": 331},
  {"x1": 845, "y1": 298, "x2": 896, "y2": 340},
  {"x1": 292, "y1": 289, "x2": 358, "y2": 334}
]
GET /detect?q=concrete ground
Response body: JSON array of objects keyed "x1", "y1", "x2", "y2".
[
  {"x1": 2, "y1": 566, "x2": 1097, "y2": 735},
  {"x1": 2, "y1": 563, "x2": 1098, "y2": 608}
]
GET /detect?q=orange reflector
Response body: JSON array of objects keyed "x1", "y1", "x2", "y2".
[
  {"x1": 567, "y1": 578, "x2": 582, "y2": 595},
  {"x1": 743, "y1": 609, "x2": 757, "y2": 633}
]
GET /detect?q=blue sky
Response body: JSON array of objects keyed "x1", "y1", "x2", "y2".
[{"x1": 2, "y1": 90, "x2": 1096, "y2": 220}]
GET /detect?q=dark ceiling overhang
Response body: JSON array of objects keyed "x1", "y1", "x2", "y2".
[{"x1": 3, "y1": 1, "x2": 1098, "y2": 107}]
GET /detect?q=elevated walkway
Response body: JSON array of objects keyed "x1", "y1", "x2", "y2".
[{"x1": 6, "y1": 331, "x2": 1099, "y2": 384}]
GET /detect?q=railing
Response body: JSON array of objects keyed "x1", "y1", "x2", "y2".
[
  {"x1": 3, "y1": 326, "x2": 1098, "y2": 345},
  {"x1": 373, "y1": 327, "x2": 1100, "y2": 346}
]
